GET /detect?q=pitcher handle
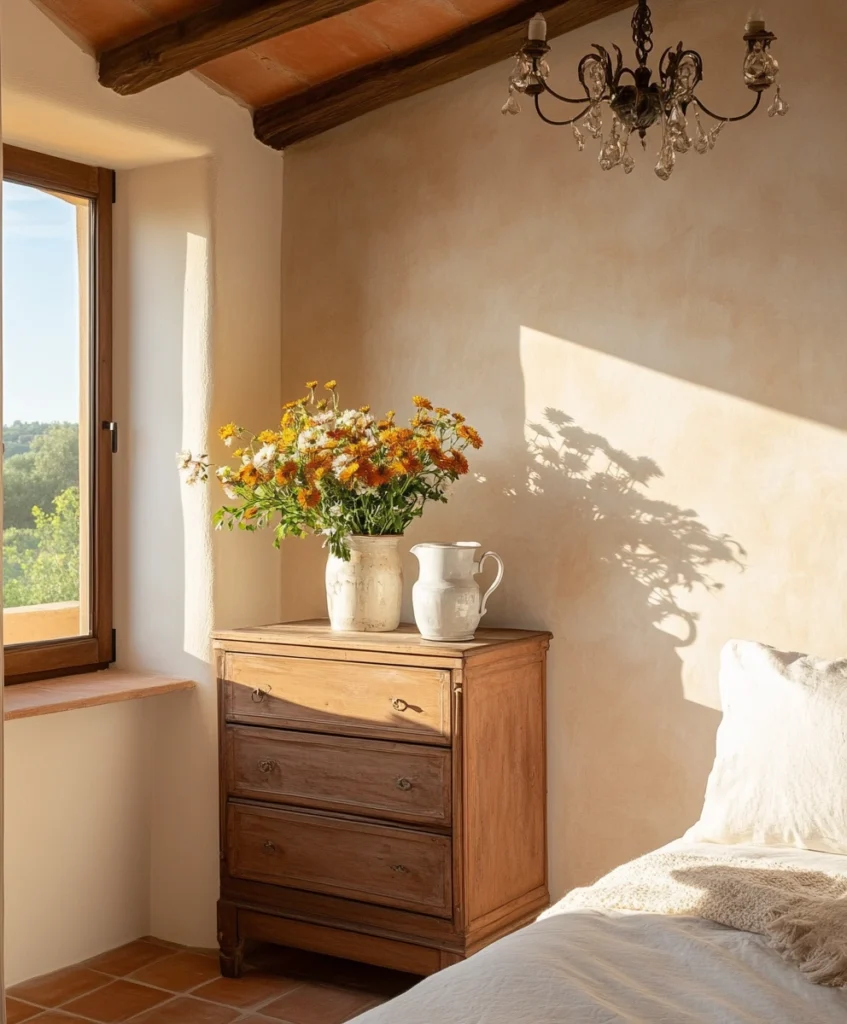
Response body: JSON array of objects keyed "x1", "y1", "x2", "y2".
[{"x1": 478, "y1": 551, "x2": 505, "y2": 617}]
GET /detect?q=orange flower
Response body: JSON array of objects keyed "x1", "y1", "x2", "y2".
[
  {"x1": 296, "y1": 487, "x2": 320, "y2": 509},
  {"x1": 412, "y1": 396, "x2": 433, "y2": 410},
  {"x1": 416, "y1": 434, "x2": 441, "y2": 454},
  {"x1": 275, "y1": 461, "x2": 298, "y2": 486},
  {"x1": 450, "y1": 449, "x2": 469, "y2": 474},
  {"x1": 457, "y1": 424, "x2": 483, "y2": 449},
  {"x1": 391, "y1": 453, "x2": 422, "y2": 476},
  {"x1": 237, "y1": 464, "x2": 261, "y2": 486},
  {"x1": 370, "y1": 464, "x2": 395, "y2": 486},
  {"x1": 434, "y1": 407, "x2": 450, "y2": 416},
  {"x1": 453, "y1": 412, "x2": 466, "y2": 423},
  {"x1": 244, "y1": 507, "x2": 258, "y2": 520}
]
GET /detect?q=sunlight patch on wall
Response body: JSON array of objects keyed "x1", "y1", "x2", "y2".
[
  {"x1": 519, "y1": 326, "x2": 847, "y2": 709},
  {"x1": 181, "y1": 231, "x2": 213, "y2": 663}
]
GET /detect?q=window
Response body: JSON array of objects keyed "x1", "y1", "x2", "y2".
[{"x1": 2, "y1": 146, "x2": 114, "y2": 683}]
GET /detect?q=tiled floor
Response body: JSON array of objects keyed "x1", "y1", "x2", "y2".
[{"x1": 7, "y1": 937, "x2": 419, "y2": 1023}]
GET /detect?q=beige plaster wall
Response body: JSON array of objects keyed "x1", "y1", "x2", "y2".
[
  {"x1": 280, "y1": 0, "x2": 847, "y2": 897},
  {"x1": 3, "y1": 0, "x2": 282, "y2": 982}
]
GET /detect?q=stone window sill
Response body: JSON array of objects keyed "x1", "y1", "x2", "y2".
[{"x1": 4, "y1": 669, "x2": 195, "y2": 721}]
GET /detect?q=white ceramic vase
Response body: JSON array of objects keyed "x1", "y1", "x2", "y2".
[
  {"x1": 325, "y1": 535, "x2": 403, "y2": 632},
  {"x1": 411, "y1": 542, "x2": 505, "y2": 642}
]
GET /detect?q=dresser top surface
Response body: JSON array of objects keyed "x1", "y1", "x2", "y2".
[{"x1": 212, "y1": 620, "x2": 551, "y2": 659}]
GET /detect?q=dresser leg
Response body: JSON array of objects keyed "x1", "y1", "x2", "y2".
[{"x1": 218, "y1": 900, "x2": 245, "y2": 978}]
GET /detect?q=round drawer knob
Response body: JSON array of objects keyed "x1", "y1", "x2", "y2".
[
  {"x1": 390, "y1": 864, "x2": 409, "y2": 873},
  {"x1": 392, "y1": 698, "x2": 409, "y2": 712},
  {"x1": 257, "y1": 759, "x2": 278, "y2": 774},
  {"x1": 263, "y1": 840, "x2": 277, "y2": 853},
  {"x1": 395, "y1": 778, "x2": 413, "y2": 791}
]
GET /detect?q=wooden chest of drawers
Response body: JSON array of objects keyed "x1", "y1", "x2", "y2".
[{"x1": 213, "y1": 621, "x2": 550, "y2": 977}]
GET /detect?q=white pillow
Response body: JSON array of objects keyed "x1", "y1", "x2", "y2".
[{"x1": 685, "y1": 639, "x2": 847, "y2": 855}]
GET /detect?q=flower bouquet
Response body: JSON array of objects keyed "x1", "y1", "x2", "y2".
[{"x1": 179, "y1": 380, "x2": 482, "y2": 631}]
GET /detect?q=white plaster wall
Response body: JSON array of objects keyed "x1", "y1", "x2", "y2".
[{"x1": 2, "y1": 0, "x2": 282, "y2": 982}]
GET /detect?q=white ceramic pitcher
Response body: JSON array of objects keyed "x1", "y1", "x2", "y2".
[{"x1": 411, "y1": 542, "x2": 505, "y2": 642}]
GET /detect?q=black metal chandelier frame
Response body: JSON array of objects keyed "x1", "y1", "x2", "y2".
[{"x1": 518, "y1": 0, "x2": 778, "y2": 139}]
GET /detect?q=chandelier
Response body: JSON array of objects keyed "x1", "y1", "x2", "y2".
[{"x1": 503, "y1": 2, "x2": 788, "y2": 179}]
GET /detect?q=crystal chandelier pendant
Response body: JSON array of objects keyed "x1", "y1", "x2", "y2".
[
  {"x1": 505, "y1": 3, "x2": 786, "y2": 180},
  {"x1": 501, "y1": 86, "x2": 521, "y2": 116},
  {"x1": 768, "y1": 86, "x2": 789, "y2": 117}
]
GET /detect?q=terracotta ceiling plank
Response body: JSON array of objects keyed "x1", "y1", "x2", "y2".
[
  {"x1": 254, "y1": 0, "x2": 634, "y2": 149},
  {"x1": 98, "y1": 0, "x2": 380, "y2": 95}
]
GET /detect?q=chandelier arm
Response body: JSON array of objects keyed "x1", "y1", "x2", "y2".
[
  {"x1": 540, "y1": 79, "x2": 593, "y2": 104},
  {"x1": 692, "y1": 91, "x2": 762, "y2": 123},
  {"x1": 533, "y1": 94, "x2": 591, "y2": 126}
]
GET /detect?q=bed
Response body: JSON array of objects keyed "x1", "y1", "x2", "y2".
[
  {"x1": 354, "y1": 841, "x2": 847, "y2": 1023},
  {"x1": 354, "y1": 641, "x2": 847, "y2": 1023}
]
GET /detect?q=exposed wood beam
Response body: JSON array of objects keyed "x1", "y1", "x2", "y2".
[
  {"x1": 98, "y1": 0, "x2": 375, "y2": 95},
  {"x1": 254, "y1": 0, "x2": 634, "y2": 150}
]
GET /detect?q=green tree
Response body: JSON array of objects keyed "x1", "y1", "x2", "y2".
[
  {"x1": 3, "y1": 423, "x2": 79, "y2": 529},
  {"x1": 3, "y1": 487, "x2": 80, "y2": 608}
]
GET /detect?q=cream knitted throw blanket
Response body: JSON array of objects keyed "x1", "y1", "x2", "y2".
[{"x1": 549, "y1": 850, "x2": 847, "y2": 987}]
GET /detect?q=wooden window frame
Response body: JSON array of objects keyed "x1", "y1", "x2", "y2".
[{"x1": 3, "y1": 145, "x2": 114, "y2": 684}]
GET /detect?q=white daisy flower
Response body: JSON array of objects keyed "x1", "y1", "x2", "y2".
[{"x1": 253, "y1": 443, "x2": 277, "y2": 470}]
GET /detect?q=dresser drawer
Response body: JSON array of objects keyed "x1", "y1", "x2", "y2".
[
  {"x1": 226, "y1": 726, "x2": 451, "y2": 826},
  {"x1": 226, "y1": 802, "x2": 452, "y2": 918},
  {"x1": 223, "y1": 652, "x2": 451, "y2": 745}
]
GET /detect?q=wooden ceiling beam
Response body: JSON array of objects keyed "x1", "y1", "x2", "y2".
[
  {"x1": 98, "y1": 0, "x2": 375, "y2": 95},
  {"x1": 253, "y1": 0, "x2": 634, "y2": 150}
]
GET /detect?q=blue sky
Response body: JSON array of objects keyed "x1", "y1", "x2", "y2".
[{"x1": 3, "y1": 181, "x2": 81, "y2": 425}]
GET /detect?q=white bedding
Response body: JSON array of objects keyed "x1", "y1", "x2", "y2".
[{"x1": 353, "y1": 843, "x2": 847, "y2": 1023}]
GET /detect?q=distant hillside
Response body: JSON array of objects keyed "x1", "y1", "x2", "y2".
[{"x1": 4, "y1": 421, "x2": 75, "y2": 459}]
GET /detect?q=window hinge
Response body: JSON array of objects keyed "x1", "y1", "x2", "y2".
[
  {"x1": 111, "y1": 628, "x2": 117, "y2": 664},
  {"x1": 103, "y1": 421, "x2": 119, "y2": 453}
]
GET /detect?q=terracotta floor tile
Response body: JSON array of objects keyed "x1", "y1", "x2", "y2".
[
  {"x1": 6, "y1": 998, "x2": 42, "y2": 1023},
  {"x1": 61, "y1": 980, "x2": 169, "y2": 1022},
  {"x1": 127, "y1": 997, "x2": 242, "y2": 1023},
  {"x1": 9, "y1": 966, "x2": 111, "y2": 1008},
  {"x1": 235, "y1": 1018, "x2": 279, "y2": 1024},
  {"x1": 84, "y1": 940, "x2": 174, "y2": 977},
  {"x1": 130, "y1": 952, "x2": 221, "y2": 992},
  {"x1": 28, "y1": 1015, "x2": 88, "y2": 1022},
  {"x1": 192, "y1": 974, "x2": 301, "y2": 1011},
  {"x1": 260, "y1": 983, "x2": 378, "y2": 1024}
]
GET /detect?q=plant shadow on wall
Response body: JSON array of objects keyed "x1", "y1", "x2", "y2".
[{"x1": 496, "y1": 409, "x2": 745, "y2": 888}]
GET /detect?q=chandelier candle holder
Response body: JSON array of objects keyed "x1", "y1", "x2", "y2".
[{"x1": 503, "y1": 2, "x2": 788, "y2": 180}]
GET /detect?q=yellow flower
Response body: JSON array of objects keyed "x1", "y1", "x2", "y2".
[
  {"x1": 324, "y1": 380, "x2": 338, "y2": 391},
  {"x1": 434, "y1": 407, "x2": 450, "y2": 416},
  {"x1": 360, "y1": 404, "x2": 371, "y2": 414},
  {"x1": 218, "y1": 422, "x2": 238, "y2": 442},
  {"x1": 338, "y1": 461, "x2": 359, "y2": 483},
  {"x1": 316, "y1": 399, "x2": 328, "y2": 411},
  {"x1": 233, "y1": 448, "x2": 245, "y2": 458},
  {"x1": 306, "y1": 380, "x2": 318, "y2": 390},
  {"x1": 412, "y1": 396, "x2": 433, "y2": 410},
  {"x1": 282, "y1": 399, "x2": 301, "y2": 410},
  {"x1": 257, "y1": 429, "x2": 278, "y2": 445},
  {"x1": 279, "y1": 428, "x2": 297, "y2": 447}
]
